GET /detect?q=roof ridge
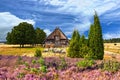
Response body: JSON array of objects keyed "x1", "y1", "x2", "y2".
[{"x1": 45, "y1": 27, "x2": 68, "y2": 40}]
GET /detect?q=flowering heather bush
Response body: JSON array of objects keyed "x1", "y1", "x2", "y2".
[{"x1": 0, "y1": 55, "x2": 120, "y2": 80}]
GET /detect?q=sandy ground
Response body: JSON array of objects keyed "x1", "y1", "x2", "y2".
[
  {"x1": 0, "y1": 44, "x2": 20, "y2": 47},
  {"x1": 104, "y1": 51, "x2": 120, "y2": 61}
]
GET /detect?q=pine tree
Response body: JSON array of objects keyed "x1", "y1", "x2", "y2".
[
  {"x1": 80, "y1": 35, "x2": 89, "y2": 58},
  {"x1": 88, "y1": 24, "x2": 95, "y2": 58},
  {"x1": 67, "y1": 30, "x2": 81, "y2": 58},
  {"x1": 88, "y1": 12, "x2": 104, "y2": 60}
]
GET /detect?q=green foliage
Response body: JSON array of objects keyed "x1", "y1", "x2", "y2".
[
  {"x1": 67, "y1": 12, "x2": 104, "y2": 60},
  {"x1": 32, "y1": 59, "x2": 37, "y2": 64},
  {"x1": 40, "y1": 66, "x2": 47, "y2": 73},
  {"x1": 77, "y1": 59, "x2": 95, "y2": 68},
  {"x1": 59, "y1": 57, "x2": 67, "y2": 70},
  {"x1": 84, "y1": 49, "x2": 97, "y2": 60},
  {"x1": 16, "y1": 56, "x2": 24, "y2": 65},
  {"x1": 100, "y1": 60, "x2": 120, "y2": 72},
  {"x1": 38, "y1": 58, "x2": 45, "y2": 66},
  {"x1": 67, "y1": 30, "x2": 81, "y2": 58},
  {"x1": 23, "y1": 58, "x2": 47, "y2": 74},
  {"x1": 34, "y1": 49, "x2": 42, "y2": 57},
  {"x1": 24, "y1": 62, "x2": 29, "y2": 68},
  {"x1": 6, "y1": 32, "x2": 12, "y2": 44},
  {"x1": 67, "y1": 30, "x2": 90, "y2": 58},
  {"x1": 6, "y1": 22, "x2": 36, "y2": 47},
  {"x1": 6, "y1": 22, "x2": 47, "y2": 47},
  {"x1": 38, "y1": 58, "x2": 47, "y2": 73},
  {"x1": 30, "y1": 68, "x2": 40, "y2": 74},
  {"x1": 80, "y1": 45, "x2": 90, "y2": 58},
  {"x1": 17, "y1": 73, "x2": 25, "y2": 78},
  {"x1": 88, "y1": 12, "x2": 104, "y2": 60},
  {"x1": 35, "y1": 27, "x2": 46, "y2": 44},
  {"x1": 80, "y1": 35, "x2": 89, "y2": 58},
  {"x1": 104, "y1": 38, "x2": 120, "y2": 43}
]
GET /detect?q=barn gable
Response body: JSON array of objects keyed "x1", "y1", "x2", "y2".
[{"x1": 44, "y1": 27, "x2": 69, "y2": 47}]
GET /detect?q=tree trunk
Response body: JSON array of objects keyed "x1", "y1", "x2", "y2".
[
  {"x1": 20, "y1": 44, "x2": 22, "y2": 48},
  {"x1": 22, "y1": 44, "x2": 24, "y2": 48}
]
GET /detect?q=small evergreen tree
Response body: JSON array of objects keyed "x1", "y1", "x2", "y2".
[
  {"x1": 88, "y1": 24, "x2": 96, "y2": 59},
  {"x1": 88, "y1": 12, "x2": 104, "y2": 60},
  {"x1": 67, "y1": 30, "x2": 81, "y2": 58},
  {"x1": 80, "y1": 35, "x2": 89, "y2": 58},
  {"x1": 34, "y1": 49, "x2": 42, "y2": 57}
]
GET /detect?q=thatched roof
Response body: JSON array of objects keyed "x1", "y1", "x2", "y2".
[{"x1": 46, "y1": 27, "x2": 68, "y2": 40}]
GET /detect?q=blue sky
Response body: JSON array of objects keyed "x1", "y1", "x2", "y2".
[{"x1": 0, "y1": 0, "x2": 120, "y2": 41}]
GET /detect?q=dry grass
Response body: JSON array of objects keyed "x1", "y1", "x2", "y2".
[
  {"x1": 0, "y1": 44, "x2": 42, "y2": 56},
  {"x1": 1, "y1": 43, "x2": 120, "y2": 60},
  {"x1": 0, "y1": 47, "x2": 37, "y2": 56},
  {"x1": 0, "y1": 44, "x2": 66, "y2": 57},
  {"x1": 104, "y1": 43, "x2": 120, "y2": 54}
]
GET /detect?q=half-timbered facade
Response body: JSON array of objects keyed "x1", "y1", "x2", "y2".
[{"x1": 44, "y1": 27, "x2": 69, "y2": 47}]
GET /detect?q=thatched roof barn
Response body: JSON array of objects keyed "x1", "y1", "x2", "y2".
[{"x1": 44, "y1": 27, "x2": 69, "y2": 47}]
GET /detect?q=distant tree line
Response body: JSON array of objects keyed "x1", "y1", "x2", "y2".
[
  {"x1": 6, "y1": 22, "x2": 46, "y2": 47},
  {"x1": 104, "y1": 38, "x2": 120, "y2": 43},
  {"x1": 67, "y1": 12, "x2": 104, "y2": 60}
]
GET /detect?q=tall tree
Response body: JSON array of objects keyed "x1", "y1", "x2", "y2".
[
  {"x1": 67, "y1": 30, "x2": 81, "y2": 58},
  {"x1": 88, "y1": 12, "x2": 104, "y2": 60},
  {"x1": 35, "y1": 27, "x2": 46, "y2": 44},
  {"x1": 6, "y1": 22, "x2": 36, "y2": 47}
]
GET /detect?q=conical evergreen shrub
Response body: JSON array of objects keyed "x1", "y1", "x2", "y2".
[
  {"x1": 88, "y1": 12, "x2": 104, "y2": 60},
  {"x1": 80, "y1": 35, "x2": 89, "y2": 58},
  {"x1": 67, "y1": 30, "x2": 81, "y2": 58}
]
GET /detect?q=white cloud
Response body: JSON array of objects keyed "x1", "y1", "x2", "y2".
[
  {"x1": 65, "y1": 31, "x2": 72, "y2": 36},
  {"x1": 42, "y1": 0, "x2": 120, "y2": 16},
  {"x1": 44, "y1": 29, "x2": 51, "y2": 36},
  {"x1": 74, "y1": 19, "x2": 91, "y2": 33},
  {"x1": 41, "y1": 0, "x2": 120, "y2": 36},
  {"x1": 46, "y1": 0, "x2": 66, "y2": 6},
  {"x1": 0, "y1": 12, "x2": 35, "y2": 41},
  {"x1": 104, "y1": 32, "x2": 120, "y2": 39},
  {"x1": 107, "y1": 22, "x2": 112, "y2": 26}
]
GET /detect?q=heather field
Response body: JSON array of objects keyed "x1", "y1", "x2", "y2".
[
  {"x1": 0, "y1": 44, "x2": 120, "y2": 80},
  {"x1": 0, "y1": 55, "x2": 120, "y2": 80}
]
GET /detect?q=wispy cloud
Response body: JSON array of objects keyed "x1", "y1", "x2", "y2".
[
  {"x1": 44, "y1": 29, "x2": 51, "y2": 36},
  {"x1": 40, "y1": 0, "x2": 120, "y2": 15},
  {"x1": 39, "y1": 0, "x2": 120, "y2": 37},
  {"x1": 104, "y1": 32, "x2": 120, "y2": 39},
  {"x1": 0, "y1": 12, "x2": 35, "y2": 41}
]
